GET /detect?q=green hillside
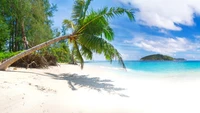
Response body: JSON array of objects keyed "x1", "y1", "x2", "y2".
[{"x1": 140, "y1": 54, "x2": 174, "y2": 61}]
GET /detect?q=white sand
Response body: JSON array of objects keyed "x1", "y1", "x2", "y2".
[{"x1": 1, "y1": 64, "x2": 200, "y2": 113}]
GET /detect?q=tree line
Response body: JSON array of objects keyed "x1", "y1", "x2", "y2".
[
  {"x1": 0, "y1": 0, "x2": 72, "y2": 65},
  {"x1": 0, "y1": 0, "x2": 56, "y2": 52}
]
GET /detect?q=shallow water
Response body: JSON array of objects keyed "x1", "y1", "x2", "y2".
[{"x1": 86, "y1": 61, "x2": 200, "y2": 77}]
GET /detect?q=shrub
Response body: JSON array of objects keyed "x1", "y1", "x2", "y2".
[
  {"x1": 0, "y1": 51, "x2": 21, "y2": 62},
  {"x1": 48, "y1": 42, "x2": 72, "y2": 63},
  {"x1": 11, "y1": 53, "x2": 57, "y2": 68}
]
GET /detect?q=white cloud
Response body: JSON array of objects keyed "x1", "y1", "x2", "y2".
[
  {"x1": 118, "y1": 0, "x2": 200, "y2": 31},
  {"x1": 159, "y1": 29, "x2": 169, "y2": 35},
  {"x1": 119, "y1": 50, "x2": 142, "y2": 60},
  {"x1": 194, "y1": 35, "x2": 200, "y2": 39},
  {"x1": 124, "y1": 35, "x2": 198, "y2": 55},
  {"x1": 121, "y1": 53, "x2": 130, "y2": 59},
  {"x1": 185, "y1": 54, "x2": 196, "y2": 59}
]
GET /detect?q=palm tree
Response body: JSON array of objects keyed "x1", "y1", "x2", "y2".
[{"x1": 0, "y1": 0, "x2": 134, "y2": 71}]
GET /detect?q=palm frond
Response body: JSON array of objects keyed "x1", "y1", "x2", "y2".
[
  {"x1": 77, "y1": 10, "x2": 113, "y2": 41},
  {"x1": 78, "y1": 35, "x2": 126, "y2": 69},
  {"x1": 73, "y1": 41, "x2": 84, "y2": 69},
  {"x1": 80, "y1": 45, "x2": 93, "y2": 60},
  {"x1": 64, "y1": 2, "x2": 134, "y2": 69},
  {"x1": 103, "y1": 42, "x2": 126, "y2": 69},
  {"x1": 105, "y1": 7, "x2": 135, "y2": 21},
  {"x1": 78, "y1": 34, "x2": 104, "y2": 53},
  {"x1": 63, "y1": 19, "x2": 75, "y2": 30},
  {"x1": 102, "y1": 26, "x2": 114, "y2": 41},
  {"x1": 82, "y1": 0, "x2": 92, "y2": 19},
  {"x1": 77, "y1": 7, "x2": 134, "y2": 41},
  {"x1": 72, "y1": 0, "x2": 85, "y2": 22}
]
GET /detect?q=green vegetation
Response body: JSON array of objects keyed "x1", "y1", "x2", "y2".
[
  {"x1": 0, "y1": 16, "x2": 10, "y2": 51},
  {"x1": 61, "y1": 0, "x2": 134, "y2": 68},
  {"x1": 48, "y1": 42, "x2": 72, "y2": 63},
  {"x1": 0, "y1": 0, "x2": 135, "y2": 70},
  {"x1": 0, "y1": 51, "x2": 21, "y2": 62},
  {"x1": 140, "y1": 54, "x2": 174, "y2": 61},
  {"x1": 0, "y1": 0, "x2": 57, "y2": 52},
  {"x1": 0, "y1": 0, "x2": 72, "y2": 67}
]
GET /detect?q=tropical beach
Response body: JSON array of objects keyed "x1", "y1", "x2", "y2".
[
  {"x1": 2, "y1": 0, "x2": 200, "y2": 113},
  {"x1": 1, "y1": 63, "x2": 200, "y2": 113}
]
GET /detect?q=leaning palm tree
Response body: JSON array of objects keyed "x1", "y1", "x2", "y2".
[{"x1": 0, "y1": 0, "x2": 134, "y2": 71}]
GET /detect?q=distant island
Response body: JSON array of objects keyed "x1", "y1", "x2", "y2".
[
  {"x1": 173, "y1": 58, "x2": 186, "y2": 61},
  {"x1": 140, "y1": 54, "x2": 186, "y2": 61}
]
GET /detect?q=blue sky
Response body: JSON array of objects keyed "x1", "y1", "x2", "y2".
[{"x1": 49, "y1": 0, "x2": 200, "y2": 60}]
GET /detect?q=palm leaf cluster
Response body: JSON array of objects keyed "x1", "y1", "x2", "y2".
[{"x1": 63, "y1": 0, "x2": 134, "y2": 69}]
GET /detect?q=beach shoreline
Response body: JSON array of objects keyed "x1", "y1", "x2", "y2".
[{"x1": 1, "y1": 64, "x2": 200, "y2": 113}]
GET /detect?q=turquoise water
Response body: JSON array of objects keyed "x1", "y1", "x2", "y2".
[{"x1": 86, "y1": 61, "x2": 200, "y2": 73}]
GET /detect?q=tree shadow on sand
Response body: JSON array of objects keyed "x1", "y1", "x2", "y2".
[{"x1": 45, "y1": 73, "x2": 129, "y2": 97}]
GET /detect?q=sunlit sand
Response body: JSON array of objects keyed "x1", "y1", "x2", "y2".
[{"x1": 0, "y1": 64, "x2": 200, "y2": 113}]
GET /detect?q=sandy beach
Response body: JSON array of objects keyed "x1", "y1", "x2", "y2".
[{"x1": 1, "y1": 64, "x2": 200, "y2": 113}]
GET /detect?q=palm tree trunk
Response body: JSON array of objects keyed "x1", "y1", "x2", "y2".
[{"x1": 0, "y1": 35, "x2": 71, "y2": 71}]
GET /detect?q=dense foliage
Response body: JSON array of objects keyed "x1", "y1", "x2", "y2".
[
  {"x1": 0, "y1": 0, "x2": 72, "y2": 67},
  {"x1": 0, "y1": 0, "x2": 56, "y2": 52},
  {"x1": 140, "y1": 54, "x2": 174, "y2": 61},
  {"x1": 48, "y1": 42, "x2": 72, "y2": 63},
  {"x1": 0, "y1": 51, "x2": 21, "y2": 62},
  {"x1": 0, "y1": 16, "x2": 10, "y2": 51}
]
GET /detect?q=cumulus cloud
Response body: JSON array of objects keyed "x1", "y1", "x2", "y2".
[
  {"x1": 124, "y1": 35, "x2": 197, "y2": 55},
  {"x1": 118, "y1": 0, "x2": 200, "y2": 30}
]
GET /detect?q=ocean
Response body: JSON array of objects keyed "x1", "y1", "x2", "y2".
[{"x1": 86, "y1": 61, "x2": 200, "y2": 74}]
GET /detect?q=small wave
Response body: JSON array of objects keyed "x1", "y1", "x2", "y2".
[{"x1": 99, "y1": 66, "x2": 124, "y2": 70}]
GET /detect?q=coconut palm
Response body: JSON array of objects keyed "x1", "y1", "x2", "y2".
[{"x1": 0, "y1": 0, "x2": 134, "y2": 70}]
